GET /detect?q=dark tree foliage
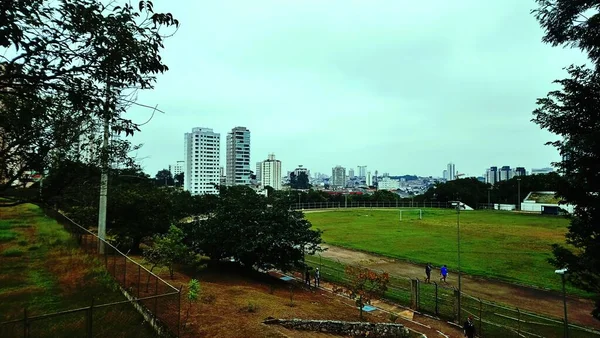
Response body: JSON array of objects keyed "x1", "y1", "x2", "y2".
[
  {"x1": 0, "y1": 0, "x2": 178, "y2": 197},
  {"x1": 174, "y1": 172, "x2": 184, "y2": 187},
  {"x1": 184, "y1": 186, "x2": 323, "y2": 271},
  {"x1": 296, "y1": 172, "x2": 311, "y2": 190},
  {"x1": 533, "y1": 0, "x2": 600, "y2": 319},
  {"x1": 422, "y1": 178, "x2": 489, "y2": 208},
  {"x1": 155, "y1": 169, "x2": 174, "y2": 186}
]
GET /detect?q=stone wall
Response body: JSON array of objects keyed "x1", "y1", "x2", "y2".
[{"x1": 263, "y1": 318, "x2": 411, "y2": 337}]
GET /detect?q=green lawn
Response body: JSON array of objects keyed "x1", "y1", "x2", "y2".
[
  {"x1": 0, "y1": 203, "x2": 156, "y2": 338},
  {"x1": 306, "y1": 208, "x2": 581, "y2": 294}
]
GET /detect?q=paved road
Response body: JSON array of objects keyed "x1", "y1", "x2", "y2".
[{"x1": 318, "y1": 244, "x2": 600, "y2": 330}]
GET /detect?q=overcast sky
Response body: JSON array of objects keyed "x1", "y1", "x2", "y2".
[{"x1": 126, "y1": 0, "x2": 587, "y2": 178}]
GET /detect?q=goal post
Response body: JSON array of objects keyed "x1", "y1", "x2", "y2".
[{"x1": 399, "y1": 209, "x2": 423, "y2": 221}]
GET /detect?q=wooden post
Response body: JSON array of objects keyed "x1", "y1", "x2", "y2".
[
  {"x1": 434, "y1": 282, "x2": 439, "y2": 315},
  {"x1": 178, "y1": 285, "x2": 183, "y2": 337},
  {"x1": 123, "y1": 255, "x2": 127, "y2": 285},
  {"x1": 137, "y1": 264, "x2": 141, "y2": 298},
  {"x1": 86, "y1": 299, "x2": 94, "y2": 338},
  {"x1": 153, "y1": 277, "x2": 158, "y2": 317}
]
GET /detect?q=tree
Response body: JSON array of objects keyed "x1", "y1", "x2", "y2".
[
  {"x1": 533, "y1": 0, "x2": 600, "y2": 319},
  {"x1": 184, "y1": 185, "x2": 323, "y2": 271},
  {"x1": 344, "y1": 265, "x2": 389, "y2": 319},
  {"x1": 289, "y1": 172, "x2": 297, "y2": 189},
  {"x1": 155, "y1": 169, "x2": 174, "y2": 187},
  {"x1": 0, "y1": 0, "x2": 179, "y2": 200},
  {"x1": 143, "y1": 225, "x2": 188, "y2": 279},
  {"x1": 174, "y1": 172, "x2": 184, "y2": 187},
  {"x1": 296, "y1": 172, "x2": 311, "y2": 190},
  {"x1": 184, "y1": 279, "x2": 200, "y2": 327}
]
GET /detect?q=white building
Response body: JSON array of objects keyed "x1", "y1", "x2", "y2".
[
  {"x1": 255, "y1": 162, "x2": 262, "y2": 182},
  {"x1": 348, "y1": 168, "x2": 355, "y2": 179},
  {"x1": 447, "y1": 162, "x2": 456, "y2": 181},
  {"x1": 366, "y1": 171, "x2": 373, "y2": 186},
  {"x1": 260, "y1": 153, "x2": 282, "y2": 190},
  {"x1": 226, "y1": 126, "x2": 251, "y2": 186},
  {"x1": 169, "y1": 160, "x2": 184, "y2": 176},
  {"x1": 331, "y1": 166, "x2": 346, "y2": 188},
  {"x1": 357, "y1": 166, "x2": 367, "y2": 178},
  {"x1": 377, "y1": 177, "x2": 400, "y2": 190},
  {"x1": 184, "y1": 127, "x2": 221, "y2": 195},
  {"x1": 294, "y1": 165, "x2": 309, "y2": 178}
]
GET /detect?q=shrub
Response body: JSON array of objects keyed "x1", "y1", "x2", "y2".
[
  {"x1": 245, "y1": 301, "x2": 258, "y2": 313},
  {"x1": 2, "y1": 247, "x2": 24, "y2": 257}
]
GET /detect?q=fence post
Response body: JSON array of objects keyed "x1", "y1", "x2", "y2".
[
  {"x1": 434, "y1": 282, "x2": 439, "y2": 316},
  {"x1": 153, "y1": 276, "x2": 158, "y2": 317},
  {"x1": 137, "y1": 264, "x2": 141, "y2": 298},
  {"x1": 177, "y1": 285, "x2": 183, "y2": 337},
  {"x1": 86, "y1": 299, "x2": 94, "y2": 338},
  {"x1": 104, "y1": 248, "x2": 107, "y2": 268},
  {"x1": 112, "y1": 248, "x2": 116, "y2": 277},
  {"x1": 478, "y1": 298, "x2": 482, "y2": 337},
  {"x1": 454, "y1": 287, "x2": 459, "y2": 322},
  {"x1": 517, "y1": 307, "x2": 521, "y2": 337},
  {"x1": 123, "y1": 255, "x2": 127, "y2": 285},
  {"x1": 23, "y1": 308, "x2": 28, "y2": 338}
]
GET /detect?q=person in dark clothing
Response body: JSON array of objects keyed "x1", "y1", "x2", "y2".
[
  {"x1": 314, "y1": 267, "x2": 321, "y2": 287},
  {"x1": 425, "y1": 263, "x2": 432, "y2": 283},
  {"x1": 305, "y1": 268, "x2": 311, "y2": 287},
  {"x1": 463, "y1": 315, "x2": 476, "y2": 338}
]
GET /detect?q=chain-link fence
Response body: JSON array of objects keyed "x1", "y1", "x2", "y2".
[
  {"x1": 304, "y1": 257, "x2": 600, "y2": 338},
  {"x1": 0, "y1": 209, "x2": 182, "y2": 338},
  {"x1": 292, "y1": 201, "x2": 456, "y2": 210}
]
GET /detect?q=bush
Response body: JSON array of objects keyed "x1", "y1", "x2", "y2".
[
  {"x1": 245, "y1": 301, "x2": 258, "y2": 313},
  {"x1": 2, "y1": 247, "x2": 24, "y2": 257}
]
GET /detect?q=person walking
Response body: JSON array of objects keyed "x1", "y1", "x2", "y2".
[
  {"x1": 463, "y1": 315, "x2": 476, "y2": 338},
  {"x1": 425, "y1": 263, "x2": 432, "y2": 283},
  {"x1": 440, "y1": 265, "x2": 448, "y2": 283},
  {"x1": 314, "y1": 267, "x2": 320, "y2": 287},
  {"x1": 305, "y1": 268, "x2": 311, "y2": 287}
]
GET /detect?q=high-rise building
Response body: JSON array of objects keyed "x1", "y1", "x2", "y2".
[
  {"x1": 366, "y1": 171, "x2": 372, "y2": 186},
  {"x1": 531, "y1": 167, "x2": 554, "y2": 175},
  {"x1": 357, "y1": 166, "x2": 367, "y2": 178},
  {"x1": 485, "y1": 166, "x2": 498, "y2": 185},
  {"x1": 348, "y1": 168, "x2": 355, "y2": 179},
  {"x1": 260, "y1": 153, "x2": 282, "y2": 190},
  {"x1": 169, "y1": 160, "x2": 184, "y2": 176},
  {"x1": 515, "y1": 167, "x2": 527, "y2": 176},
  {"x1": 293, "y1": 165, "x2": 309, "y2": 178},
  {"x1": 226, "y1": 126, "x2": 251, "y2": 186},
  {"x1": 331, "y1": 166, "x2": 347, "y2": 188},
  {"x1": 184, "y1": 127, "x2": 221, "y2": 195},
  {"x1": 443, "y1": 170, "x2": 448, "y2": 180},
  {"x1": 499, "y1": 166, "x2": 514, "y2": 181},
  {"x1": 447, "y1": 162, "x2": 456, "y2": 181},
  {"x1": 374, "y1": 170, "x2": 379, "y2": 187},
  {"x1": 255, "y1": 162, "x2": 262, "y2": 182}
]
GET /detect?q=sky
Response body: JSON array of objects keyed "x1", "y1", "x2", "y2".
[{"x1": 125, "y1": 0, "x2": 588, "y2": 178}]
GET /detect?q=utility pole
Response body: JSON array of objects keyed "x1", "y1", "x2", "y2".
[
  {"x1": 98, "y1": 81, "x2": 110, "y2": 254},
  {"x1": 456, "y1": 200, "x2": 462, "y2": 324},
  {"x1": 517, "y1": 178, "x2": 521, "y2": 211},
  {"x1": 488, "y1": 187, "x2": 491, "y2": 210}
]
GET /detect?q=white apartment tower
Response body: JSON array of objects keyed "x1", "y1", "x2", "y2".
[
  {"x1": 169, "y1": 160, "x2": 184, "y2": 176},
  {"x1": 184, "y1": 127, "x2": 221, "y2": 195},
  {"x1": 331, "y1": 165, "x2": 347, "y2": 188},
  {"x1": 260, "y1": 153, "x2": 282, "y2": 190},
  {"x1": 366, "y1": 171, "x2": 373, "y2": 186},
  {"x1": 447, "y1": 162, "x2": 456, "y2": 181},
  {"x1": 226, "y1": 126, "x2": 251, "y2": 186}
]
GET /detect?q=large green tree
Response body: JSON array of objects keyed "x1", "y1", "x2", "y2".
[
  {"x1": 184, "y1": 186, "x2": 323, "y2": 271},
  {"x1": 0, "y1": 0, "x2": 178, "y2": 200},
  {"x1": 533, "y1": 0, "x2": 600, "y2": 319}
]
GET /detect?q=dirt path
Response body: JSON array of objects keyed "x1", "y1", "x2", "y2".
[{"x1": 319, "y1": 244, "x2": 600, "y2": 330}]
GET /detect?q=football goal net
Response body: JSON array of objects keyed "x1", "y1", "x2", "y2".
[{"x1": 399, "y1": 209, "x2": 423, "y2": 221}]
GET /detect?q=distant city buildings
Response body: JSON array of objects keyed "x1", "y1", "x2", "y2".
[
  {"x1": 184, "y1": 127, "x2": 221, "y2": 195},
  {"x1": 226, "y1": 126, "x2": 251, "y2": 186},
  {"x1": 531, "y1": 167, "x2": 554, "y2": 175},
  {"x1": 485, "y1": 165, "x2": 529, "y2": 185},
  {"x1": 377, "y1": 176, "x2": 400, "y2": 190},
  {"x1": 446, "y1": 162, "x2": 456, "y2": 181},
  {"x1": 357, "y1": 165, "x2": 367, "y2": 178},
  {"x1": 331, "y1": 165, "x2": 347, "y2": 188},
  {"x1": 260, "y1": 153, "x2": 282, "y2": 190},
  {"x1": 366, "y1": 171, "x2": 373, "y2": 186},
  {"x1": 169, "y1": 160, "x2": 184, "y2": 176},
  {"x1": 348, "y1": 168, "x2": 355, "y2": 179},
  {"x1": 442, "y1": 169, "x2": 448, "y2": 180},
  {"x1": 293, "y1": 165, "x2": 309, "y2": 178},
  {"x1": 255, "y1": 162, "x2": 262, "y2": 182}
]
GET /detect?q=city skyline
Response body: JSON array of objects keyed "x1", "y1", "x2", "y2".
[{"x1": 125, "y1": 0, "x2": 585, "y2": 177}]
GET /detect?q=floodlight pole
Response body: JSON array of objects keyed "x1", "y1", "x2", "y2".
[
  {"x1": 517, "y1": 178, "x2": 521, "y2": 211},
  {"x1": 556, "y1": 268, "x2": 569, "y2": 338},
  {"x1": 457, "y1": 201, "x2": 462, "y2": 324},
  {"x1": 97, "y1": 80, "x2": 110, "y2": 254}
]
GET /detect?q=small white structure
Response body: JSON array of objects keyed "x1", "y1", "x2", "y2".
[{"x1": 521, "y1": 191, "x2": 574, "y2": 214}]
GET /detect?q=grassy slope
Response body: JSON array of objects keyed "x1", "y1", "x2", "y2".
[
  {"x1": 0, "y1": 204, "x2": 155, "y2": 338},
  {"x1": 306, "y1": 208, "x2": 580, "y2": 293}
]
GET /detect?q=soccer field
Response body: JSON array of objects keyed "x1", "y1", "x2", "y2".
[{"x1": 305, "y1": 208, "x2": 581, "y2": 294}]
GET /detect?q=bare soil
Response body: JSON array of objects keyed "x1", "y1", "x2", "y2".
[{"x1": 319, "y1": 244, "x2": 600, "y2": 329}]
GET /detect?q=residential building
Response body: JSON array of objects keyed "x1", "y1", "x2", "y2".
[
  {"x1": 226, "y1": 126, "x2": 251, "y2": 186},
  {"x1": 169, "y1": 160, "x2": 184, "y2": 176},
  {"x1": 331, "y1": 166, "x2": 346, "y2": 188},
  {"x1": 374, "y1": 170, "x2": 379, "y2": 186},
  {"x1": 220, "y1": 166, "x2": 226, "y2": 186},
  {"x1": 294, "y1": 165, "x2": 309, "y2": 178},
  {"x1": 447, "y1": 162, "x2": 456, "y2": 181},
  {"x1": 443, "y1": 170, "x2": 448, "y2": 180},
  {"x1": 357, "y1": 166, "x2": 367, "y2": 178},
  {"x1": 378, "y1": 177, "x2": 400, "y2": 190},
  {"x1": 348, "y1": 168, "x2": 355, "y2": 179},
  {"x1": 184, "y1": 127, "x2": 221, "y2": 195},
  {"x1": 260, "y1": 153, "x2": 282, "y2": 190},
  {"x1": 255, "y1": 162, "x2": 262, "y2": 182},
  {"x1": 366, "y1": 171, "x2": 373, "y2": 186}
]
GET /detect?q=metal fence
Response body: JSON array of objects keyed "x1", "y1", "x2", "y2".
[
  {"x1": 0, "y1": 209, "x2": 182, "y2": 338},
  {"x1": 292, "y1": 201, "x2": 456, "y2": 210},
  {"x1": 305, "y1": 257, "x2": 600, "y2": 338}
]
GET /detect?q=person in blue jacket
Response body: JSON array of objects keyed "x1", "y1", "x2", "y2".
[{"x1": 440, "y1": 265, "x2": 448, "y2": 282}]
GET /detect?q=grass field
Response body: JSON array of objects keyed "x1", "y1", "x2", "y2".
[
  {"x1": 0, "y1": 203, "x2": 155, "y2": 337},
  {"x1": 305, "y1": 208, "x2": 581, "y2": 294}
]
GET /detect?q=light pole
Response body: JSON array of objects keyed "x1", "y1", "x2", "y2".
[
  {"x1": 555, "y1": 268, "x2": 569, "y2": 338},
  {"x1": 487, "y1": 187, "x2": 491, "y2": 210},
  {"x1": 298, "y1": 192, "x2": 301, "y2": 209},
  {"x1": 456, "y1": 200, "x2": 462, "y2": 324},
  {"x1": 517, "y1": 178, "x2": 521, "y2": 211}
]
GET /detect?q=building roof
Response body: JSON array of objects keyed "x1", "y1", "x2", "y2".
[{"x1": 523, "y1": 191, "x2": 561, "y2": 204}]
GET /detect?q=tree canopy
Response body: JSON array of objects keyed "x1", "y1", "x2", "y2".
[{"x1": 533, "y1": 0, "x2": 600, "y2": 319}]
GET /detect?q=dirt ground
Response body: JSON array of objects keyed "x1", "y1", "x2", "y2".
[{"x1": 318, "y1": 244, "x2": 600, "y2": 329}]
